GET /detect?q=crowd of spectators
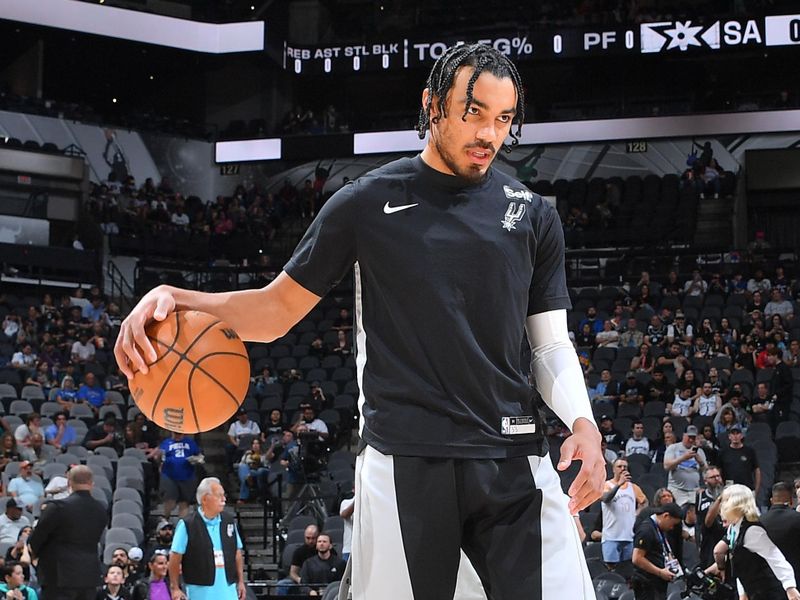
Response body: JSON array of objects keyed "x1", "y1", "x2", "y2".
[{"x1": 566, "y1": 259, "x2": 800, "y2": 592}]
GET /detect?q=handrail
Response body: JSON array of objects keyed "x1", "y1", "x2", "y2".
[{"x1": 106, "y1": 260, "x2": 136, "y2": 314}]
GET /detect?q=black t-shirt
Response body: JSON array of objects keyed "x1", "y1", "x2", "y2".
[
  {"x1": 299, "y1": 553, "x2": 347, "y2": 585},
  {"x1": 633, "y1": 518, "x2": 667, "y2": 584},
  {"x1": 718, "y1": 445, "x2": 758, "y2": 489},
  {"x1": 285, "y1": 156, "x2": 571, "y2": 458},
  {"x1": 696, "y1": 489, "x2": 725, "y2": 569},
  {"x1": 291, "y1": 544, "x2": 317, "y2": 569}
]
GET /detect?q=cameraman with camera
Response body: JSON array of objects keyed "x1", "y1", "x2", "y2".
[{"x1": 631, "y1": 503, "x2": 684, "y2": 600}]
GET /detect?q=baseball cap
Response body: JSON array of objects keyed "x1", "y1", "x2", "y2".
[
  {"x1": 156, "y1": 520, "x2": 174, "y2": 533},
  {"x1": 729, "y1": 425, "x2": 742, "y2": 433},
  {"x1": 18, "y1": 460, "x2": 32, "y2": 469},
  {"x1": 685, "y1": 425, "x2": 699, "y2": 436},
  {"x1": 675, "y1": 311, "x2": 685, "y2": 318},
  {"x1": 599, "y1": 414, "x2": 612, "y2": 422},
  {"x1": 128, "y1": 547, "x2": 143, "y2": 561},
  {"x1": 5, "y1": 498, "x2": 21, "y2": 510},
  {"x1": 656, "y1": 502, "x2": 683, "y2": 519},
  {"x1": 235, "y1": 407, "x2": 248, "y2": 416},
  {"x1": 626, "y1": 371, "x2": 636, "y2": 378}
]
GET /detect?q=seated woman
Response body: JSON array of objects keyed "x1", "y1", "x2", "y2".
[{"x1": 237, "y1": 438, "x2": 270, "y2": 504}]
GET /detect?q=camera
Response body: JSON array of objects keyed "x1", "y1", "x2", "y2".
[
  {"x1": 690, "y1": 446, "x2": 698, "y2": 452},
  {"x1": 682, "y1": 567, "x2": 734, "y2": 600}
]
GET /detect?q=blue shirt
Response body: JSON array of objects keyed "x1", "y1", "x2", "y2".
[
  {"x1": 77, "y1": 384, "x2": 105, "y2": 407},
  {"x1": 172, "y1": 509, "x2": 243, "y2": 600},
  {"x1": 57, "y1": 388, "x2": 78, "y2": 402},
  {"x1": 44, "y1": 423, "x2": 77, "y2": 446},
  {"x1": 159, "y1": 438, "x2": 200, "y2": 481}
]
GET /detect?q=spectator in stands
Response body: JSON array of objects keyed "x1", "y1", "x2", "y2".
[
  {"x1": 619, "y1": 372, "x2": 646, "y2": 406},
  {"x1": 291, "y1": 403, "x2": 329, "y2": 442},
  {"x1": 96, "y1": 564, "x2": 130, "y2": 600},
  {"x1": 131, "y1": 413, "x2": 159, "y2": 455},
  {"x1": 734, "y1": 341, "x2": 757, "y2": 374},
  {"x1": 771, "y1": 349, "x2": 793, "y2": 424},
  {"x1": 2, "y1": 313, "x2": 21, "y2": 342},
  {"x1": 77, "y1": 372, "x2": 106, "y2": 415},
  {"x1": 625, "y1": 420, "x2": 651, "y2": 457},
  {"x1": 692, "y1": 381, "x2": 722, "y2": 418},
  {"x1": 668, "y1": 386, "x2": 696, "y2": 419},
  {"x1": 7, "y1": 461, "x2": 43, "y2": 512},
  {"x1": 10, "y1": 345, "x2": 36, "y2": 378},
  {"x1": 0, "y1": 562, "x2": 37, "y2": 600},
  {"x1": 332, "y1": 308, "x2": 352, "y2": 332},
  {"x1": 236, "y1": 437, "x2": 270, "y2": 504},
  {"x1": 766, "y1": 289, "x2": 794, "y2": 320},
  {"x1": 747, "y1": 268, "x2": 772, "y2": 295},
  {"x1": 657, "y1": 342, "x2": 690, "y2": 378},
  {"x1": 630, "y1": 344, "x2": 654, "y2": 374},
  {"x1": 715, "y1": 485, "x2": 800, "y2": 600},
  {"x1": 331, "y1": 330, "x2": 351, "y2": 357},
  {"x1": 13, "y1": 414, "x2": 41, "y2": 451},
  {"x1": 0, "y1": 500, "x2": 29, "y2": 545},
  {"x1": 82, "y1": 296, "x2": 105, "y2": 324},
  {"x1": 5, "y1": 526, "x2": 33, "y2": 581},
  {"x1": 44, "y1": 411, "x2": 77, "y2": 451},
  {"x1": 601, "y1": 438, "x2": 618, "y2": 465},
  {"x1": 595, "y1": 320, "x2": 620, "y2": 349},
  {"x1": 144, "y1": 523, "x2": 174, "y2": 563},
  {"x1": 697, "y1": 465, "x2": 725, "y2": 569},
  {"x1": 252, "y1": 366, "x2": 277, "y2": 395},
  {"x1": 25, "y1": 362, "x2": 55, "y2": 398},
  {"x1": 0, "y1": 433, "x2": 20, "y2": 483},
  {"x1": 684, "y1": 270, "x2": 708, "y2": 297},
  {"x1": 579, "y1": 307, "x2": 603, "y2": 335},
  {"x1": 70, "y1": 333, "x2": 96, "y2": 364},
  {"x1": 225, "y1": 408, "x2": 261, "y2": 467},
  {"x1": 698, "y1": 423, "x2": 720, "y2": 464},
  {"x1": 590, "y1": 369, "x2": 619, "y2": 403},
  {"x1": 575, "y1": 323, "x2": 596, "y2": 348},
  {"x1": 284, "y1": 525, "x2": 320, "y2": 591},
  {"x1": 664, "y1": 425, "x2": 707, "y2": 506},
  {"x1": 718, "y1": 426, "x2": 761, "y2": 494},
  {"x1": 719, "y1": 387, "x2": 750, "y2": 427},
  {"x1": 44, "y1": 464, "x2": 72, "y2": 500},
  {"x1": 619, "y1": 318, "x2": 643, "y2": 348},
  {"x1": 646, "y1": 368, "x2": 674, "y2": 405},
  {"x1": 598, "y1": 415, "x2": 626, "y2": 452},
  {"x1": 748, "y1": 381, "x2": 776, "y2": 429},
  {"x1": 761, "y1": 482, "x2": 800, "y2": 583},
  {"x1": 631, "y1": 503, "x2": 683, "y2": 599},
  {"x1": 21, "y1": 433, "x2": 54, "y2": 470},
  {"x1": 299, "y1": 532, "x2": 347, "y2": 594},
  {"x1": 132, "y1": 551, "x2": 174, "y2": 600},
  {"x1": 652, "y1": 431, "x2": 677, "y2": 464},
  {"x1": 54, "y1": 375, "x2": 79, "y2": 410},
  {"x1": 83, "y1": 413, "x2": 124, "y2": 455},
  {"x1": 157, "y1": 432, "x2": 201, "y2": 520},
  {"x1": 262, "y1": 409, "x2": 283, "y2": 444}
]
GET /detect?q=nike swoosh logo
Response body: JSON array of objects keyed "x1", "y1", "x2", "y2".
[{"x1": 383, "y1": 202, "x2": 419, "y2": 214}]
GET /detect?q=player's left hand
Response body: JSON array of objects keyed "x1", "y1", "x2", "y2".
[
  {"x1": 558, "y1": 417, "x2": 605, "y2": 514},
  {"x1": 237, "y1": 581, "x2": 247, "y2": 600}
]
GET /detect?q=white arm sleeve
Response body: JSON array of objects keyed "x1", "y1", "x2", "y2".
[
  {"x1": 743, "y1": 525, "x2": 797, "y2": 590},
  {"x1": 525, "y1": 309, "x2": 596, "y2": 433}
]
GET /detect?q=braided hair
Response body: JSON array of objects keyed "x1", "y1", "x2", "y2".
[{"x1": 416, "y1": 43, "x2": 525, "y2": 149}]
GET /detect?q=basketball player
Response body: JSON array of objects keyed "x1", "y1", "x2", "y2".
[{"x1": 116, "y1": 43, "x2": 603, "y2": 599}]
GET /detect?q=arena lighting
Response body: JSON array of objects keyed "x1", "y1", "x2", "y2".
[
  {"x1": 215, "y1": 138, "x2": 281, "y2": 163},
  {"x1": 0, "y1": 0, "x2": 265, "y2": 54}
]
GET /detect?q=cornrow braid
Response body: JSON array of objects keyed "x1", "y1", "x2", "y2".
[{"x1": 416, "y1": 43, "x2": 526, "y2": 150}]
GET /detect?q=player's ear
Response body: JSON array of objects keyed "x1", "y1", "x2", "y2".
[{"x1": 423, "y1": 88, "x2": 441, "y2": 123}]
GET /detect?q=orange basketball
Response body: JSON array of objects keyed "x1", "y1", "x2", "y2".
[{"x1": 129, "y1": 310, "x2": 250, "y2": 434}]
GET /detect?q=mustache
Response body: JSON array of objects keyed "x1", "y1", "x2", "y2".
[{"x1": 465, "y1": 142, "x2": 495, "y2": 154}]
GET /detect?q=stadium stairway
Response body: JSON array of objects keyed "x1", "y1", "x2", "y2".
[{"x1": 693, "y1": 196, "x2": 733, "y2": 247}]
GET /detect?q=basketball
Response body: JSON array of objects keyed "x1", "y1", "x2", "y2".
[{"x1": 129, "y1": 310, "x2": 250, "y2": 434}]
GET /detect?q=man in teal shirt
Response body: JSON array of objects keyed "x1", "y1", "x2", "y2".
[{"x1": 169, "y1": 477, "x2": 245, "y2": 600}]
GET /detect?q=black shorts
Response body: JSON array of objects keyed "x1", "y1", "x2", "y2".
[{"x1": 159, "y1": 474, "x2": 196, "y2": 503}]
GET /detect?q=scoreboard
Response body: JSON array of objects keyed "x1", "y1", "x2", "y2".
[{"x1": 282, "y1": 13, "x2": 800, "y2": 74}]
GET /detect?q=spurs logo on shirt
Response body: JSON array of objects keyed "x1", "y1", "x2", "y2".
[{"x1": 501, "y1": 202, "x2": 526, "y2": 231}]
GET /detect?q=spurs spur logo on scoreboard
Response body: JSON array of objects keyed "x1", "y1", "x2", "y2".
[{"x1": 640, "y1": 19, "x2": 763, "y2": 53}]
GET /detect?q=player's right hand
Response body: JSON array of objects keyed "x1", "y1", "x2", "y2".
[{"x1": 114, "y1": 285, "x2": 176, "y2": 379}]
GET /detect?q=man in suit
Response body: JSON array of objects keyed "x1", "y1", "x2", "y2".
[
  {"x1": 27, "y1": 465, "x2": 107, "y2": 600},
  {"x1": 761, "y1": 481, "x2": 800, "y2": 580}
]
